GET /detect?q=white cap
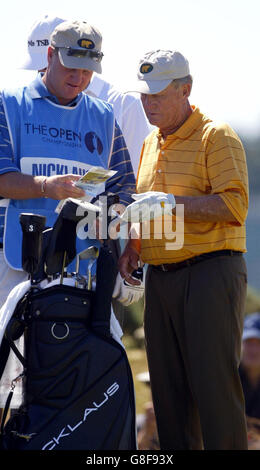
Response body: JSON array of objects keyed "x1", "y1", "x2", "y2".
[
  {"x1": 129, "y1": 49, "x2": 190, "y2": 94},
  {"x1": 19, "y1": 14, "x2": 66, "y2": 70}
]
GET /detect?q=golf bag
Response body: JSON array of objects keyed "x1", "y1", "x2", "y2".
[{"x1": 0, "y1": 198, "x2": 137, "y2": 450}]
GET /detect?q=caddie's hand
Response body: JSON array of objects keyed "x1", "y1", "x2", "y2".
[
  {"x1": 41, "y1": 174, "x2": 86, "y2": 200},
  {"x1": 112, "y1": 268, "x2": 144, "y2": 306},
  {"x1": 119, "y1": 191, "x2": 175, "y2": 223}
]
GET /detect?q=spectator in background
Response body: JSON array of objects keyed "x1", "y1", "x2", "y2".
[
  {"x1": 136, "y1": 371, "x2": 159, "y2": 450},
  {"x1": 239, "y1": 312, "x2": 260, "y2": 420}
]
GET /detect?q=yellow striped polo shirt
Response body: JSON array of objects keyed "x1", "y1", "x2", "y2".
[{"x1": 136, "y1": 106, "x2": 249, "y2": 265}]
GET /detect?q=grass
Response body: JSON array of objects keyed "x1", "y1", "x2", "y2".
[{"x1": 123, "y1": 335, "x2": 151, "y2": 415}]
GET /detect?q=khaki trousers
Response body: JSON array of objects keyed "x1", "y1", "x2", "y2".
[{"x1": 144, "y1": 254, "x2": 248, "y2": 450}]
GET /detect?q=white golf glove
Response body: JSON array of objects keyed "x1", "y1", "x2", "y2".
[
  {"x1": 112, "y1": 268, "x2": 144, "y2": 306},
  {"x1": 120, "y1": 191, "x2": 175, "y2": 223}
]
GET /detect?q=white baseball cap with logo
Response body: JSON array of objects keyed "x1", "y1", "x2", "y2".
[
  {"x1": 19, "y1": 14, "x2": 66, "y2": 71},
  {"x1": 50, "y1": 20, "x2": 103, "y2": 73},
  {"x1": 129, "y1": 50, "x2": 190, "y2": 94}
]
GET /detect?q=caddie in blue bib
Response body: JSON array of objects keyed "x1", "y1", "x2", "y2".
[{"x1": 2, "y1": 80, "x2": 115, "y2": 272}]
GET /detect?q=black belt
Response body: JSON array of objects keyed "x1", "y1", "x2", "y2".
[
  {"x1": 0, "y1": 243, "x2": 3, "y2": 249},
  {"x1": 152, "y1": 250, "x2": 242, "y2": 272}
]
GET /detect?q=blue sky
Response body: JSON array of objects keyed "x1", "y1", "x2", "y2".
[{"x1": 1, "y1": 0, "x2": 260, "y2": 135}]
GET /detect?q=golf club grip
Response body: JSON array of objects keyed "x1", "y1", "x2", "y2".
[{"x1": 19, "y1": 213, "x2": 46, "y2": 275}]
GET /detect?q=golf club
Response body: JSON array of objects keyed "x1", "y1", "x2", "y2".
[
  {"x1": 74, "y1": 246, "x2": 99, "y2": 288},
  {"x1": 45, "y1": 199, "x2": 100, "y2": 277},
  {"x1": 87, "y1": 252, "x2": 99, "y2": 290}
]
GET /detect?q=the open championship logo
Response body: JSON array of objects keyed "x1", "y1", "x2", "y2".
[{"x1": 85, "y1": 132, "x2": 103, "y2": 155}]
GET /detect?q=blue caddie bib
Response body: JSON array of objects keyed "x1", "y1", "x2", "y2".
[{"x1": 2, "y1": 87, "x2": 115, "y2": 272}]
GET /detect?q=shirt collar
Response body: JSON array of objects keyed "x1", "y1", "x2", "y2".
[
  {"x1": 26, "y1": 73, "x2": 82, "y2": 106},
  {"x1": 158, "y1": 106, "x2": 204, "y2": 141},
  {"x1": 26, "y1": 73, "x2": 49, "y2": 99},
  {"x1": 174, "y1": 106, "x2": 201, "y2": 139}
]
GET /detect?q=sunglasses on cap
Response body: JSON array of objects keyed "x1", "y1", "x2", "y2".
[{"x1": 57, "y1": 47, "x2": 104, "y2": 63}]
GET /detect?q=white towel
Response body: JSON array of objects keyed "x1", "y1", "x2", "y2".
[{"x1": 0, "y1": 279, "x2": 31, "y2": 346}]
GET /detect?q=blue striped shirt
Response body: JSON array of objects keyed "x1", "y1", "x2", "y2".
[
  {"x1": 0, "y1": 95, "x2": 18, "y2": 242},
  {"x1": 0, "y1": 76, "x2": 136, "y2": 243}
]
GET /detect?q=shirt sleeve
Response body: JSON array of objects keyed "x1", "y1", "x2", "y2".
[
  {"x1": 119, "y1": 94, "x2": 152, "y2": 177},
  {"x1": 0, "y1": 93, "x2": 20, "y2": 175},
  {"x1": 206, "y1": 123, "x2": 249, "y2": 225},
  {"x1": 0, "y1": 93, "x2": 20, "y2": 242},
  {"x1": 105, "y1": 120, "x2": 136, "y2": 206}
]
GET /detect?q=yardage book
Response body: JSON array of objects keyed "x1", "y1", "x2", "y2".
[{"x1": 74, "y1": 166, "x2": 117, "y2": 197}]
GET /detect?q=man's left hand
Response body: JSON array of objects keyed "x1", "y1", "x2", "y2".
[
  {"x1": 119, "y1": 191, "x2": 175, "y2": 222},
  {"x1": 113, "y1": 268, "x2": 144, "y2": 306}
]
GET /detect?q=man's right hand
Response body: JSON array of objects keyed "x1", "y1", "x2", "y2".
[
  {"x1": 0, "y1": 172, "x2": 86, "y2": 201},
  {"x1": 42, "y1": 174, "x2": 86, "y2": 200},
  {"x1": 118, "y1": 240, "x2": 141, "y2": 286}
]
